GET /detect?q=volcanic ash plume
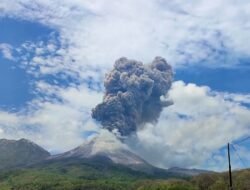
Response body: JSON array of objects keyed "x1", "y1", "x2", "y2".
[{"x1": 92, "y1": 57, "x2": 173, "y2": 136}]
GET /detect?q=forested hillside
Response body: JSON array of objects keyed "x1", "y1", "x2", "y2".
[{"x1": 0, "y1": 164, "x2": 249, "y2": 190}]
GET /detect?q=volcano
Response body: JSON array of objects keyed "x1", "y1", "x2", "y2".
[
  {"x1": 46, "y1": 134, "x2": 210, "y2": 177},
  {"x1": 0, "y1": 136, "x2": 211, "y2": 179},
  {"x1": 49, "y1": 134, "x2": 157, "y2": 174}
]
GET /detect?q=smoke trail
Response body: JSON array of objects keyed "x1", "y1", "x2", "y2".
[{"x1": 92, "y1": 57, "x2": 173, "y2": 136}]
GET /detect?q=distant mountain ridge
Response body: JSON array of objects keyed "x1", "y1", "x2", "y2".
[
  {"x1": 168, "y1": 167, "x2": 213, "y2": 176},
  {"x1": 0, "y1": 137, "x2": 211, "y2": 178},
  {"x1": 0, "y1": 138, "x2": 50, "y2": 170}
]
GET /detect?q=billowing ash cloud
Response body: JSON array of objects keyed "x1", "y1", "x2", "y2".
[{"x1": 92, "y1": 57, "x2": 173, "y2": 136}]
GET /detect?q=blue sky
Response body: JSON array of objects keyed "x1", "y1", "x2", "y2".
[
  {"x1": 0, "y1": 18, "x2": 54, "y2": 109},
  {"x1": 176, "y1": 65, "x2": 250, "y2": 94},
  {"x1": 0, "y1": 0, "x2": 250, "y2": 171}
]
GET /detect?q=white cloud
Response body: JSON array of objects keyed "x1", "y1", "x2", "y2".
[
  {"x1": 222, "y1": 93, "x2": 250, "y2": 104},
  {"x1": 1, "y1": 0, "x2": 250, "y2": 71},
  {"x1": 0, "y1": 43, "x2": 14, "y2": 60},
  {"x1": 0, "y1": 84, "x2": 102, "y2": 152},
  {"x1": 126, "y1": 81, "x2": 250, "y2": 170}
]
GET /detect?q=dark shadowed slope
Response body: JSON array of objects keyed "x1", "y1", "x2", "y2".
[{"x1": 0, "y1": 138, "x2": 50, "y2": 170}]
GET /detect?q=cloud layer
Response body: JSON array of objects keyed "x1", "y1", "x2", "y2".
[
  {"x1": 0, "y1": 84, "x2": 102, "y2": 152},
  {"x1": 1, "y1": 0, "x2": 250, "y2": 70},
  {"x1": 126, "y1": 81, "x2": 250, "y2": 170}
]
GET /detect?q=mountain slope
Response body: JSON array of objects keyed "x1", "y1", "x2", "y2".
[
  {"x1": 49, "y1": 134, "x2": 211, "y2": 177},
  {"x1": 0, "y1": 137, "x2": 216, "y2": 189},
  {"x1": 0, "y1": 137, "x2": 210, "y2": 178},
  {"x1": 50, "y1": 135, "x2": 153, "y2": 172},
  {"x1": 168, "y1": 167, "x2": 213, "y2": 176},
  {"x1": 0, "y1": 138, "x2": 50, "y2": 170},
  {"x1": 47, "y1": 135, "x2": 209, "y2": 178}
]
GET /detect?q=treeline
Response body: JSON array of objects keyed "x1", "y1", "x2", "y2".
[
  {"x1": 192, "y1": 169, "x2": 250, "y2": 190},
  {"x1": 0, "y1": 168, "x2": 249, "y2": 190}
]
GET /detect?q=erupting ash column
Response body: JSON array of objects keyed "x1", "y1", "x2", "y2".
[{"x1": 92, "y1": 57, "x2": 173, "y2": 136}]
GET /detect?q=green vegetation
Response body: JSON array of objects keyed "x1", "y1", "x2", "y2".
[
  {"x1": 0, "y1": 159, "x2": 249, "y2": 190},
  {"x1": 134, "y1": 180, "x2": 196, "y2": 190},
  {"x1": 191, "y1": 169, "x2": 250, "y2": 190}
]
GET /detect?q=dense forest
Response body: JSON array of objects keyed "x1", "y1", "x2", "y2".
[{"x1": 0, "y1": 167, "x2": 249, "y2": 190}]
